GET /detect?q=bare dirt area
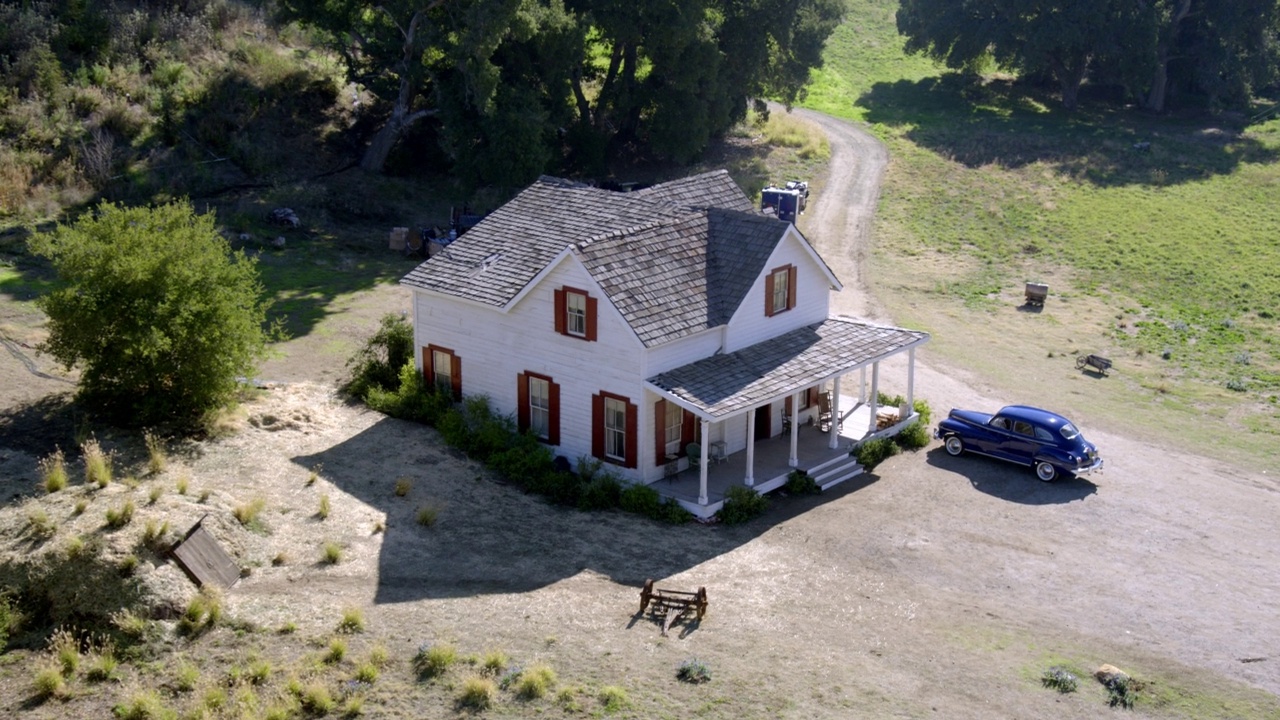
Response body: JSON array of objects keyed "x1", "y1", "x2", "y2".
[{"x1": 1, "y1": 116, "x2": 1279, "y2": 719}]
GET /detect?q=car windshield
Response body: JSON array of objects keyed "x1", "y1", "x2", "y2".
[{"x1": 1059, "y1": 423, "x2": 1080, "y2": 440}]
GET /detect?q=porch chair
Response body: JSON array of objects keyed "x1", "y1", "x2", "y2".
[{"x1": 686, "y1": 443, "x2": 701, "y2": 470}]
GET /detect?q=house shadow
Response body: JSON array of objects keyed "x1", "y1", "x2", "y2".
[
  {"x1": 292, "y1": 415, "x2": 874, "y2": 605},
  {"x1": 925, "y1": 448, "x2": 1097, "y2": 505}
]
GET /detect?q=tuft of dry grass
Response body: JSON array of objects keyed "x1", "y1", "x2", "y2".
[
  {"x1": 416, "y1": 504, "x2": 439, "y2": 527},
  {"x1": 394, "y1": 477, "x2": 411, "y2": 496},
  {"x1": 233, "y1": 497, "x2": 267, "y2": 528},
  {"x1": 82, "y1": 436, "x2": 113, "y2": 488},
  {"x1": 144, "y1": 429, "x2": 167, "y2": 475},
  {"x1": 26, "y1": 508, "x2": 58, "y2": 539},
  {"x1": 39, "y1": 447, "x2": 68, "y2": 493},
  {"x1": 458, "y1": 675, "x2": 498, "y2": 709},
  {"x1": 105, "y1": 500, "x2": 136, "y2": 529},
  {"x1": 317, "y1": 493, "x2": 331, "y2": 520}
]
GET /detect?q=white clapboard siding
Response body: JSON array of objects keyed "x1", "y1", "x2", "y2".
[{"x1": 723, "y1": 232, "x2": 833, "y2": 353}]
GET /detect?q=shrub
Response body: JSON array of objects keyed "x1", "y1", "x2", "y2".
[
  {"x1": 659, "y1": 499, "x2": 694, "y2": 525},
  {"x1": 413, "y1": 643, "x2": 457, "y2": 679},
  {"x1": 676, "y1": 658, "x2": 711, "y2": 683},
  {"x1": 458, "y1": 675, "x2": 498, "y2": 709},
  {"x1": 1105, "y1": 674, "x2": 1139, "y2": 709},
  {"x1": 578, "y1": 473, "x2": 622, "y2": 511},
  {"x1": 854, "y1": 437, "x2": 900, "y2": 471},
  {"x1": 0, "y1": 594, "x2": 19, "y2": 649},
  {"x1": 144, "y1": 430, "x2": 167, "y2": 475},
  {"x1": 30, "y1": 201, "x2": 276, "y2": 428},
  {"x1": 83, "y1": 436, "x2": 113, "y2": 487},
  {"x1": 344, "y1": 313, "x2": 414, "y2": 398},
  {"x1": 784, "y1": 469, "x2": 819, "y2": 495},
  {"x1": 716, "y1": 485, "x2": 768, "y2": 525},
  {"x1": 896, "y1": 420, "x2": 931, "y2": 450},
  {"x1": 1041, "y1": 666, "x2": 1079, "y2": 693},
  {"x1": 336, "y1": 607, "x2": 365, "y2": 634},
  {"x1": 516, "y1": 663, "x2": 557, "y2": 699},
  {"x1": 599, "y1": 685, "x2": 629, "y2": 712},
  {"x1": 39, "y1": 447, "x2": 68, "y2": 492},
  {"x1": 364, "y1": 363, "x2": 449, "y2": 423},
  {"x1": 620, "y1": 483, "x2": 661, "y2": 516},
  {"x1": 487, "y1": 436, "x2": 555, "y2": 487},
  {"x1": 105, "y1": 499, "x2": 136, "y2": 528}
]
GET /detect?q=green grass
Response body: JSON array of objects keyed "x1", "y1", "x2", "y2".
[{"x1": 798, "y1": 0, "x2": 1280, "y2": 470}]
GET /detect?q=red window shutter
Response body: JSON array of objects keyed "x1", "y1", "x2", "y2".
[
  {"x1": 554, "y1": 288, "x2": 566, "y2": 335},
  {"x1": 787, "y1": 265, "x2": 797, "y2": 310},
  {"x1": 547, "y1": 380, "x2": 560, "y2": 446},
  {"x1": 624, "y1": 398, "x2": 638, "y2": 469},
  {"x1": 808, "y1": 386, "x2": 819, "y2": 408},
  {"x1": 516, "y1": 373, "x2": 529, "y2": 433},
  {"x1": 450, "y1": 353, "x2": 462, "y2": 402},
  {"x1": 764, "y1": 271, "x2": 776, "y2": 317},
  {"x1": 654, "y1": 399, "x2": 667, "y2": 466},
  {"x1": 585, "y1": 295, "x2": 598, "y2": 341},
  {"x1": 681, "y1": 409, "x2": 695, "y2": 452},
  {"x1": 421, "y1": 346, "x2": 431, "y2": 384},
  {"x1": 591, "y1": 393, "x2": 604, "y2": 460},
  {"x1": 785, "y1": 396, "x2": 793, "y2": 416}
]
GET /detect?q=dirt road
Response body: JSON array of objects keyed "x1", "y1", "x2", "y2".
[{"x1": 791, "y1": 106, "x2": 1280, "y2": 698}]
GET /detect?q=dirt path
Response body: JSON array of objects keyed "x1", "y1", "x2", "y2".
[{"x1": 790, "y1": 106, "x2": 1280, "y2": 697}]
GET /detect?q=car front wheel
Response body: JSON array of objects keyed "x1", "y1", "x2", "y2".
[
  {"x1": 944, "y1": 435, "x2": 965, "y2": 456},
  {"x1": 1034, "y1": 461, "x2": 1058, "y2": 482}
]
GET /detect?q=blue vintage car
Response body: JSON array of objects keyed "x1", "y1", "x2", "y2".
[{"x1": 933, "y1": 405, "x2": 1103, "y2": 481}]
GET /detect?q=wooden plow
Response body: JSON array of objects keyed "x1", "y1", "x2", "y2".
[{"x1": 639, "y1": 579, "x2": 708, "y2": 636}]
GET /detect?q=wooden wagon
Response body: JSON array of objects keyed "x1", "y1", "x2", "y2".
[{"x1": 639, "y1": 579, "x2": 708, "y2": 636}]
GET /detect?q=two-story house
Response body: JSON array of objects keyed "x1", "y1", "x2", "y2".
[{"x1": 401, "y1": 170, "x2": 928, "y2": 518}]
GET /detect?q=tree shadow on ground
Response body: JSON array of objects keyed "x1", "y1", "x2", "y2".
[
  {"x1": 925, "y1": 447, "x2": 1097, "y2": 504},
  {"x1": 293, "y1": 415, "x2": 877, "y2": 604},
  {"x1": 858, "y1": 74, "x2": 1277, "y2": 188}
]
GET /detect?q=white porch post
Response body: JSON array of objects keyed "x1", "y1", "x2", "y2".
[
  {"x1": 868, "y1": 361, "x2": 881, "y2": 435},
  {"x1": 906, "y1": 347, "x2": 916, "y2": 413},
  {"x1": 829, "y1": 376, "x2": 842, "y2": 449},
  {"x1": 698, "y1": 420, "x2": 710, "y2": 505},
  {"x1": 788, "y1": 391, "x2": 800, "y2": 467},
  {"x1": 859, "y1": 366, "x2": 867, "y2": 403},
  {"x1": 744, "y1": 411, "x2": 756, "y2": 487}
]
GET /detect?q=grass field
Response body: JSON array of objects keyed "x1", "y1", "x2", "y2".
[{"x1": 798, "y1": 0, "x2": 1280, "y2": 468}]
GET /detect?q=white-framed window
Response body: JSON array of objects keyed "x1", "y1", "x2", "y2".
[
  {"x1": 566, "y1": 290, "x2": 587, "y2": 336},
  {"x1": 604, "y1": 396, "x2": 627, "y2": 461},
  {"x1": 432, "y1": 349, "x2": 453, "y2": 395},
  {"x1": 529, "y1": 375, "x2": 550, "y2": 440},
  {"x1": 771, "y1": 267, "x2": 790, "y2": 315},
  {"x1": 664, "y1": 401, "x2": 683, "y2": 456}
]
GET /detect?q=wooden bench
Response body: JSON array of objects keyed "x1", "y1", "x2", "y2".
[
  {"x1": 1076, "y1": 354, "x2": 1112, "y2": 375},
  {"x1": 639, "y1": 579, "x2": 707, "y2": 636}
]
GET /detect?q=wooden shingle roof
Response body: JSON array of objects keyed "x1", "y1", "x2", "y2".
[
  {"x1": 646, "y1": 318, "x2": 931, "y2": 419},
  {"x1": 400, "y1": 169, "x2": 796, "y2": 346}
]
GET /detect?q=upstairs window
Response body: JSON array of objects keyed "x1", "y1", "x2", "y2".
[
  {"x1": 554, "y1": 286, "x2": 598, "y2": 341},
  {"x1": 765, "y1": 264, "x2": 797, "y2": 316}
]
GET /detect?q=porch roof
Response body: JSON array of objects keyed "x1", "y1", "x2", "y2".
[{"x1": 645, "y1": 316, "x2": 929, "y2": 420}]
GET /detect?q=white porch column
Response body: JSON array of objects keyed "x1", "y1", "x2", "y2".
[
  {"x1": 744, "y1": 411, "x2": 756, "y2": 487},
  {"x1": 859, "y1": 366, "x2": 867, "y2": 403},
  {"x1": 829, "y1": 375, "x2": 842, "y2": 449},
  {"x1": 788, "y1": 391, "x2": 800, "y2": 467},
  {"x1": 698, "y1": 420, "x2": 710, "y2": 505},
  {"x1": 868, "y1": 361, "x2": 881, "y2": 435},
  {"x1": 906, "y1": 347, "x2": 916, "y2": 413}
]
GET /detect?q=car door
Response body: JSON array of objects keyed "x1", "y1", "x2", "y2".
[
  {"x1": 997, "y1": 419, "x2": 1039, "y2": 465},
  {"x1": 974, "y1": 415, "x2": 1013, "y2": 454}
]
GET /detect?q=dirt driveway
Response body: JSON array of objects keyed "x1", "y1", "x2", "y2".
[{"x1": 1, "y1": 113, "x2": 1278, "y2": 719}]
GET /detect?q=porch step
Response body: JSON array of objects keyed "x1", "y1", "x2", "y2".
[{"x1": 810, "y1": 458, "x2": 863, "y2": 491}]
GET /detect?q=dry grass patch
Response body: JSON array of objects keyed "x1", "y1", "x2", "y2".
[
  {"x1": 82, "y1": 436, "x2": 113, "y2": 488},
  {"x1": 39, "y1": 448, "x2": 68, "y2": 493}
]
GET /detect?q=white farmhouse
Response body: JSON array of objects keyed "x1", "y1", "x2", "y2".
[{"x1": 402, "y1": 170, "x2": 928, "y2": 518}]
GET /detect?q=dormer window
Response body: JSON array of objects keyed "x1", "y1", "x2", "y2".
[
  {"x1": 554, "y1": 286, "x2": 598, "y2": 341},
  {"x1": 765, "y1": 264, "x2": 797, "y2": 316}
]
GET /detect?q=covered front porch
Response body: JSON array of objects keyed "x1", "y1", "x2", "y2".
[{"x1": 646, "y1": 316, "x2": 930, "y2": 519}]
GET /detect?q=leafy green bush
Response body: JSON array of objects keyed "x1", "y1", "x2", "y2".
[
  {"x1": 619, "y1": 483, "x2": 662, "y2": 516},
  {"x1": 676, "y1": 658, "x2": 711, "y2": 683},
  {"x1": 1041, "y1": 666, "x2": 1079, "y2": 693},
  {"x1": 30, "y1": 201, "x2": 276, "y2": 428},
  {"x1": 716, "y1": 485, "x2": 768, "y2": 525},
  {"x1": 487, "y1": 438, "x2": 555, "y2": 486},
  {"x1": 578, "y1": 474, "x2": 622, "y2": 510},
  {"x1": 365, "y1": 363, "x2": 451, "y2": 423},
  {"x1": 344, "y1": 313, "x2": 414, "y2": 398},
  {"x1": 784, "y1": 469, "x2": 819, "y2": 495},
  {"x1": 659, "y1": 499, "x2": 694, "y2": 524},
  {"x1": 854, "y1": 437, "x2": 900, "y2": 471},
  {"x1": 413, "y1": 643, "x2": 457, "y2": 679}
]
